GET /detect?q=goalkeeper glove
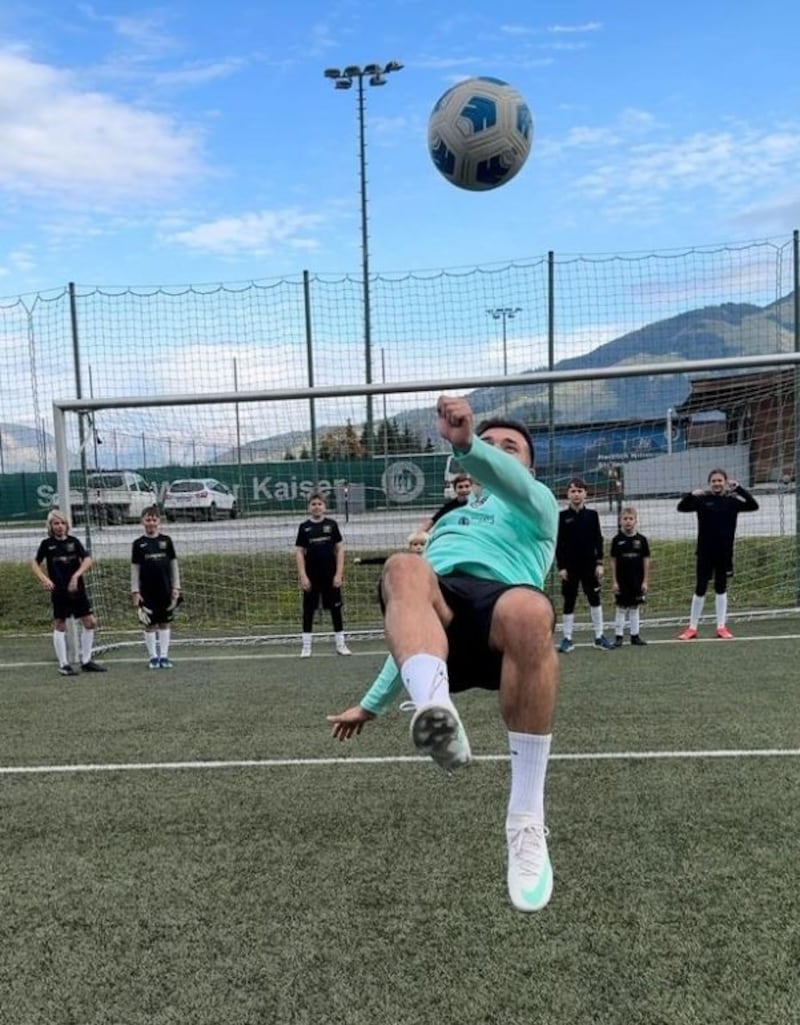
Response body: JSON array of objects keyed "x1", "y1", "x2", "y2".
[
  {"x1": 167, "y1": 593, "x2": 184, "y2": 614},
  {"x1": 136, "y1": 602, "x2": 153, "y2": 627}
]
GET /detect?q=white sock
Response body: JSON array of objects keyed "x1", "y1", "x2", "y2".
[
  {"x1": 400, "y1": 654, "x2": 454, "y2": 711},
  {"x1": 614, "y1": 609, "x2": 626, "y2": 635},
  {"x1": 159, "y1": 628, "x2": 171, "y2": 658},
  {"x1": 562, "y1": 614, "x2": 574, "y2": 640},
  {"x1": 690, "y1": 594, "x2": 705, "y2": 628},
  {"x1": 715, "y1": 593, "x2": 728, "y2": 628},
  {"x1": 507, "y1": 731, "x2": 552, "y2": 823},
  {"x1": 334, "y1": 631, "x2": 347, "y2": 649},
  {"x1": 145, "y1": 631, "x2": 158, "y2": 659},
  {"x1": 80, "y1": 628, "x2": 94, "y2": 664},
  {"x1": 590, "y1": 604, "x2": 604, "y2": 639},
  {"x1": 630, "y1": 608, "x2": 641, "y2": 635},
  {"x1": 301, "y1": 632, "x2": 312, "y2": 650},
  {"x1": 53, "y1": 630, "x2": 68, "y2": 665}
]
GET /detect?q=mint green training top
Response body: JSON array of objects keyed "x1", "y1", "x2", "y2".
[{"x1": 360, "y1": 434, "x2": 558, "y2": 716}]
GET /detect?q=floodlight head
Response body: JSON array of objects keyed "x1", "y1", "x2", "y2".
[
  {"x1": 369, "y1": 74, "x2": 386, "y2": 86},
  {"x1": 363, "y1": 63, "x2": 380, "y2": 74},
  {"x1": 335, "y1": 78, "x2": 353, "y2": 89},
  {"x1": 384, "y1": 60, "x2": 404, "y2": 73},
  {"x1": 323, "y1": 68, "x2": 341, "y2": 79},
  {"x1": 343, "y1": 65, "x2": 362, "y2": 77}
]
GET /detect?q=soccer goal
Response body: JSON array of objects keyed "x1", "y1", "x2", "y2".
[{"x1": 51, "y1": 351, "x2": 800, "y2": 649}]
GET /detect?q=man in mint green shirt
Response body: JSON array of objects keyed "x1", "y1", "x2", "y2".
[{"x1": 328, "y1": 395, "x2": 560, "y2": 913}]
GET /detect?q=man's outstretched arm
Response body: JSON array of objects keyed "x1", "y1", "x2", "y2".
[{"x1": 326, "y1": 655, "x2": 403, "y2": 740}]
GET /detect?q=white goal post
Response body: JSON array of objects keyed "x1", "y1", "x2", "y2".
[{"x1": 51, "y1": 351, "x2": 800, "y2": 646}]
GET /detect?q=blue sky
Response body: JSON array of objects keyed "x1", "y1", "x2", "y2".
[{"x1": 1, "y1": 0, "x2": 799, "y2": 294}]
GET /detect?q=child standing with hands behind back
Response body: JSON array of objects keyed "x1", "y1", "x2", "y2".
[
  {"x1": 295, "y1": 493, "x2": 351, "y2": 658},
  {"x1": 610, "y1": 506, "x2": 651, "y2": 646},
  {"x1": 131, "y1": 505, "x2": 181, "y2": 669}
]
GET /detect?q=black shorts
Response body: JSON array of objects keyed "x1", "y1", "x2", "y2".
[
  {"x1": 51, "y1": 588, "x2": 92, "y2": 621},
  {"x1": 381, "y1": 572, "x2": 553, "y2": 693},
  {"x1": 139, "y1": 586, "x2": 178, "y2": 626},
  {"x1": 145, "y1": 604, "x2": 176, "y2": 625},
  {"x1": 307, "y1": 582, "x2": 343, "y2": 611}
]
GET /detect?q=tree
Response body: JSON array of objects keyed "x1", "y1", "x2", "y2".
[{"x1": 320, "y1": 421, "x2": 364, "y2": 461}]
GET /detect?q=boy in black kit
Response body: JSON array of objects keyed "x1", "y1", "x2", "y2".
[
  {"x1": 131, "y1": 506, "x2": 181, "y2": 669},
  {"x1": 295, "y1": 493, "x2": 351, "y2": 658},
  {"x1": 556, "y1": 477, "x2": 614, "y2": 652},
  {"x1": 610, "y1": 506, "x2": 651, "y2": 646},
  {"x1": 676, "y1": 467, "x2": 759, "y2": 639},
  {"x1": 31, "y1": 509, "x2": 107, "y2": 675},
  {"x1": 418, "y1": 473, "x2": 473, "y2": 533}
]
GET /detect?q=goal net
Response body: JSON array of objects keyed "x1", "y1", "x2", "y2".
[{"x1": 52, "y1": 352, "x2": 800, "y2": 650}]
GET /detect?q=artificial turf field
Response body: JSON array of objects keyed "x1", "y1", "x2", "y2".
[{"x1": 1, "y1": 623, "x2": 799, "y2": 1025}]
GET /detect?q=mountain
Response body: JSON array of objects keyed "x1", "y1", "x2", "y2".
[
  {"x1": 474, "y1": 297, "x2": 798, "y2": 429},
  {"x1": 5, "y1": 293, "x2": 795, "y2": 471},
  {"x1": 249, "y1": 292, "x2": 795, "y2": 456}
]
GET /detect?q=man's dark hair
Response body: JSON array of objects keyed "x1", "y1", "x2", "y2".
[{"x1": 476, "y1": 417, "x2": 534, "y2": 467}]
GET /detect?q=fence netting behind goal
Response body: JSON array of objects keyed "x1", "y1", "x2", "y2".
[{"x1": 1, "y1": 236, "x2": 798, "y2": 645}]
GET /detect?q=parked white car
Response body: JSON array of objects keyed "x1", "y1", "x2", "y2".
[
  {"x1": 55, "y1": 470, "x2": 155, "y2": 524},
  {"x1": 163, "y1": 478, "x2": 238, "y2": 521}
]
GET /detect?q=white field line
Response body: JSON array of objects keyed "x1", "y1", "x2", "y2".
[
  {"x1": 3, "y1": 631, "x2": 800, "y2": 671},
  {"x1": 2, "y1": 748, "x2": 800, "y2": 776}
]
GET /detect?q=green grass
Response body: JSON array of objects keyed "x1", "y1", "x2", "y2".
[{"x1": 1, "y1": 628, "x2": 799, "y2": 1024}]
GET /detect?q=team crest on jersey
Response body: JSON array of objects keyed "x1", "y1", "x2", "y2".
[{"x1": 159, "y1": 540, "x2": 168, "y2": 550}]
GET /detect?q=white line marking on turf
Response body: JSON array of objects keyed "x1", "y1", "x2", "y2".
[
  {"x1": 2, "y1": 748, "x2": 800, "y2": 776},
  {"x1": 4, "y1": 632, "x2": 800, "y2": 672}
]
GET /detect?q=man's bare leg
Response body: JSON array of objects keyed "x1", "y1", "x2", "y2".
[
  {"x1": 381, "y1": 552, "x2": 470, "y2": 770},
  {"x1": 491, "y1": 588, "x2": 558, "y2": 911}
]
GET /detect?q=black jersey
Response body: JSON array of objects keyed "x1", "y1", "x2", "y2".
[
  {"x1": 295, "y1": 517, "x2": 343, "y2": 581},
  {"x1": 430, "y1": 496, "x2": 469, "y2": 527},
  {"x1": 556, "y1": 506, "x2": 603, "y2": 570},
  {"x1": 610, "y1": 531, "x2": 650, "y2": 591},
  {"x1": 132, "y1": 533, "x2": 178, "y2": 604},
  {"x1": 35, "y1": 535, "x2": 88, "y2": 591},
  {"x1": 677, "y1": 487, "x2": 758, "y2": 555}
]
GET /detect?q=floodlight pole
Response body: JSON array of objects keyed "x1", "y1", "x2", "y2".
[
  {"x1": 325, "y1": 61, "x2": 404, "y2": 456},
  {"x1": 487, "y1": 307, "x2": 522, "y2": 411},
  {"x1": 356, "y1": 73, "x2": 372, "y2": 454}
]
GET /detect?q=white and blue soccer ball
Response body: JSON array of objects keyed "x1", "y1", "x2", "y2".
[{"x1": 427, "y1": 76, "x2": 533, "y2": 192}]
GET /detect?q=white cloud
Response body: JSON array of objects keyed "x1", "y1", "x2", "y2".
[
  {"x1": 148, "y1": 58, "x2": 248, "y2": 89},
  {"x1": 166, "y1": 209, "x2": 325, "y2": 257},
  {"x1": 543, "y1": 110, "x2": 800, "y2": 228},
  {"x1": 500, "y1": 24, "x2": 537, "y2": 37},
  {"x1": 414, "y1": 55, "x2": 486, "y2": 70},
  {"x1": 731, "y1": 192, "x2": 800, "y2": 231},
  {"x1": 77, "y1": 6, "x2": 181, "y2": 59},
  {"x1": 0, "y1": 51, "x2": 203, "y2": 202},
  {"x1": 547, "y1": 22, "x2": 603, "y2": 33}
]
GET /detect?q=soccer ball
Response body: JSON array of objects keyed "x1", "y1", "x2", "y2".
[{"x1": 427, "y1": 76, "x2": 533, "y2": 191}]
